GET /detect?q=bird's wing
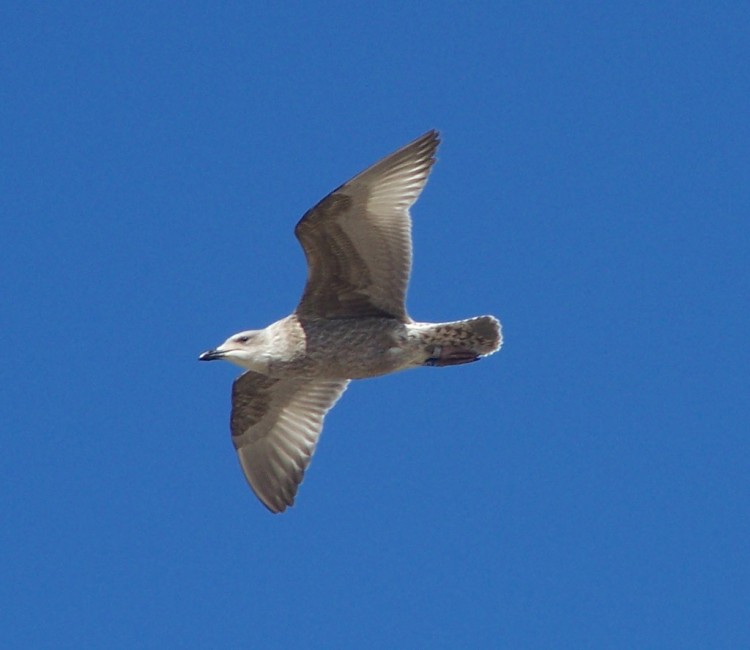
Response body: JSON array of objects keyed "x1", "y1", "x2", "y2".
[
  {"x1": 294, "y1": 130, "x2": 440, "y2": 321},
  {"x1": 230, "y1": 371, "x2": 349, "y2": 513}
]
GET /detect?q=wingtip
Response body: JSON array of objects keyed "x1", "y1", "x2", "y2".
[
  {"x1": 417, "y1": 128, "x2": 441, "y2": 151},
  {"x1": 255, "y1": 487, "x2": 294, "y2": 514},
  {"x1": 417, "y1": 129, "x2": 441, "y2": 165},
  {"x1": 264, "y1": 500, "x2": 290, "y2": 515},
  {"x1": 394, "y1": 129, "x2": 440, "y2": 154}
]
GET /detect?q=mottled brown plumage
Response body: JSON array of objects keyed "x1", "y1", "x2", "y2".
[
  {"x1": 295, "y1": 131, "x2": 438, "y2": 320},
  {"x1": 200, "y1": 130, "x2": 502, "y2": 513}
]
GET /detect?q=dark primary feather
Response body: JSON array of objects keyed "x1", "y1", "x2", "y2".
[
  {"x1": 230, "y1": 371, "x2": 349, "y2": 513},
  {"x1": 294, "y1": 130, "x2": 440, "y2": 321}
]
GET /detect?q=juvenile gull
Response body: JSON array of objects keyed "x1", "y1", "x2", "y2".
[{"x1": 200, "y1": 130, "x2": 502, "y2": 513}]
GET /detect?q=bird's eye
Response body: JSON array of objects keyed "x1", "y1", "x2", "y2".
[{"x1": 237, "y1": 335, "x2": 250, "y2": 344}]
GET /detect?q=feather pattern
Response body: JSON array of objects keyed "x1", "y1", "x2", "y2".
[
  {"x1": 294, "y1": 130, "x2": 439, "y2": 321},
  {"x1": 230, "y1": 371, "x2": 349, "y2": 513}
]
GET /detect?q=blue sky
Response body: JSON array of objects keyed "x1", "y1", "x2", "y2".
[{"x1": 2, "y1": 3, "x2": 748, "y2": 648}]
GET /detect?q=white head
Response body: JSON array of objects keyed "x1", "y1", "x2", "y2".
[{"x1": 199, "y1": 329, "x2": 270, "y2": 372}]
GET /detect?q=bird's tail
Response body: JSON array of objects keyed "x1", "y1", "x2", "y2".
[{"x1": 420, "y1": 315, "x2": 502, "y2": 367}]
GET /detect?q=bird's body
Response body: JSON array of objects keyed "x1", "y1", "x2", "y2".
[
  {"x1": 222, "y1": 315, "x2": 414, "y2": 380},
  {"x1": 200, "y1": 130, "x2": 502, "y2": 513},
  {"x1": 218, "y1": 314, "x2": 500, "y2": 380}
]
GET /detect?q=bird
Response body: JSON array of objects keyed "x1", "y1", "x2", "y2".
[{"x1": 199, "y1": 130, "x2": 502, "y2": 513}]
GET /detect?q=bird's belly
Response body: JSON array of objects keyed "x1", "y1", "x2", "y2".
[{"x1": 271, "y1": 318, "x2": 422, "y2": 380}]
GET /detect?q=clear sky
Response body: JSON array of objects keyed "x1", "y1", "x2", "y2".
[{"x1": 2, "y1": 3, "x2": 748, "y2": 648}]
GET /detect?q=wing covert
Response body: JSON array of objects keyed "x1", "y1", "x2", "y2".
[
  {"x1": 294, "y1": 130, "x2": 440, "y2": 320},
  {"x1": 230, "y1": 371, "x2": 349, "y2": 513}
]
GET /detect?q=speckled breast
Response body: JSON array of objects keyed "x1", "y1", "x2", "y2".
[{"x1": 268, "y1": 315, "x2": 420, "y2": 380}]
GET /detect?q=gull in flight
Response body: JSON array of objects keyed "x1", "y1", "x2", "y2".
[{"x1": 200, "y1": 130, "x2": 502, "y2": 513}]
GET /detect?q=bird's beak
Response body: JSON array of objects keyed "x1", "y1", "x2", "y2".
[{"x1": 199, "y1": 349, "x2": 224, "y2": 361}]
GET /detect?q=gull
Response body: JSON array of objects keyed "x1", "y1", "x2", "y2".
[{"x1": 200, "y1": 130, "x2": 502, "y2": 513}]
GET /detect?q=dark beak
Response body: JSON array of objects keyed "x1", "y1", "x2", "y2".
[{"x1": 199, "y1": 349, "x2": 224, "y2": 361}]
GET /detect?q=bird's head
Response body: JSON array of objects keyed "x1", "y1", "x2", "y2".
[{"x1": 199, "y1": 329, "x2": 270, "y2": 372}]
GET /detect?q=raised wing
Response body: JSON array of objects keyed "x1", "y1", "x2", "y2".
[
  {"x1": 230, "y1": 371, "x2": 349, "y2": 513},
  {"x1": 294, "y1": 130, "x2": 440, "y2": 321}
]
